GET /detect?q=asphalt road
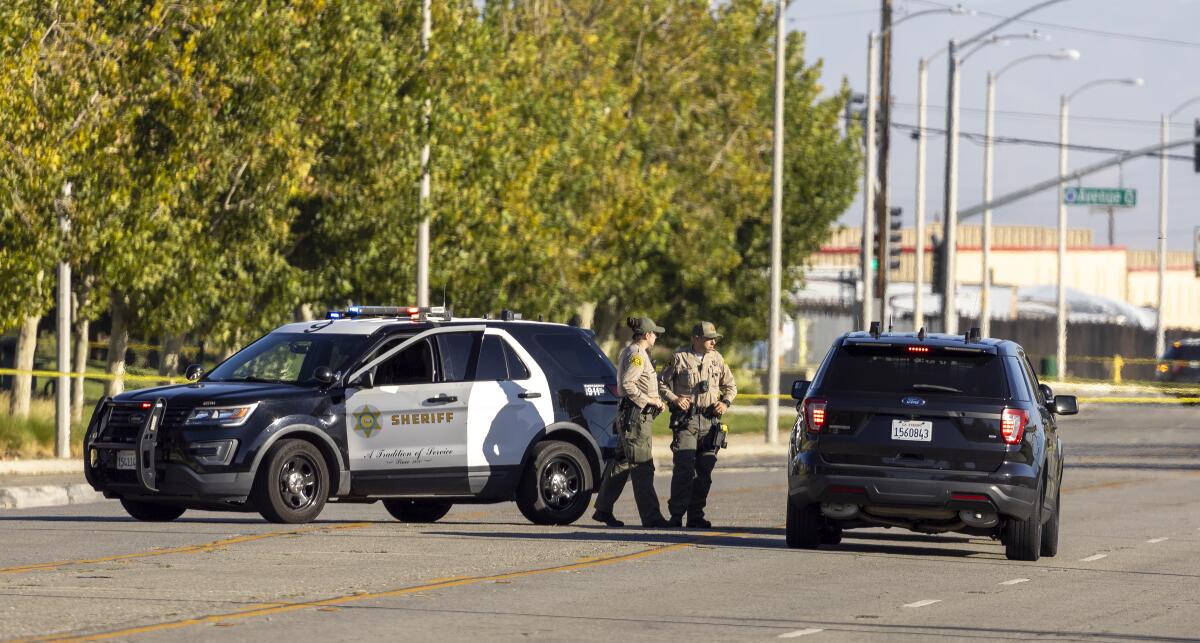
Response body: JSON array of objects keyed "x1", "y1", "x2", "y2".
[{"x1": 1, "y1": 404, "x2": 1198, "y2": 642}]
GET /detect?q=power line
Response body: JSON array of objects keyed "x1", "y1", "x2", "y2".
[
  {"x1": 892, "y1": 102, "x2": 1199, "y2": 130},
  {"x1": 910, "y1": 0, "x2": 1200, "y2": 49},
  {"x1": 891, "y1": 120, "x2": 1196, "y2": 161}
]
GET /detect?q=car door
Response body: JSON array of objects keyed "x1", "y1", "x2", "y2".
[
  {"x1": 1019, "y1": 352, "x2": 1062, "y2": 503},
  {"x1": 466, "y1": 329, "x2": 553, "y2": 493},
  {"x1": 344, "y1": 325, "x2": 483, "y2": 495}
]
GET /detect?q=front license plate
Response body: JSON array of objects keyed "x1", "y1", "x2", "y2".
[
  {"x1": 891, "y1": 420, "x2": 932, "y2": 442},
  {"x1": 116, "y1": 450, "x2": 136, "y2": 470}
]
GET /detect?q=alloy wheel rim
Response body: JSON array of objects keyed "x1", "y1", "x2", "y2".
[
  {"x1": 278, "y1": 454, "x2": 318, "y2": 510},
  {"x1": 539, "y1": 456, "x2": 581, "y2": 511}
]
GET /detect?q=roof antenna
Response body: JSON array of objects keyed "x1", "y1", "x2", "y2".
[
  {"x1": 868, "y1": 321, "x2": 881, "y2": 339},
  {"x1": 887, "y1": 315, "x2": 894, "y2": 333},
  {"x1": 966, "y1": 327, "x2": 980, "y2": 343},
  {"x1": 917, "y1": 326, "x2": 927, "y2": 341}
]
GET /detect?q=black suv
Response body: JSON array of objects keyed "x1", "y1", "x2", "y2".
[
  {"x1": 84, "y1": 307, "x2": 619, "y2": 525},
  {"x1": 785, "y1": 328, "x2": 1077, "y2": 561},
  {"x1": 1157, "y1": 338, "x2": 1200, "y2": 385}
]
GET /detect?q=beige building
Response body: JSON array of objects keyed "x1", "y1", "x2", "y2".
[{"x1": 811, "y1": 224, "x2": 1200, "y2": 330}]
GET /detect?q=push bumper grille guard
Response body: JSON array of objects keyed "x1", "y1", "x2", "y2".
[{"x1": 83, "y1": 397, "x2": 167, "y2": 493}]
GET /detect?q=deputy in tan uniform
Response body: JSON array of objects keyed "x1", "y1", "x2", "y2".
[
  {"x1": 658, "y1": 321, "x2": 737, "y2": 528},
  {"x1": 592, "y1": 316, "x2": 670, "y2": 528}
]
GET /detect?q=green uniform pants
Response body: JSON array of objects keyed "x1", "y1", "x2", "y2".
[
  {"x1": 593, "y1": 404, "x2": 663, "y2": 525},
  {"x1": 668, "y1": 414, "x2": 718, "y2": 521}
]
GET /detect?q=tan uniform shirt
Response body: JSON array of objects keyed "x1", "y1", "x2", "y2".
[
  {"x1": 658, "y1": 349, "x2": 737, "y2": 410},
  {"x1": 618, "y1": 343, "x2": 662, "y2": 409}
]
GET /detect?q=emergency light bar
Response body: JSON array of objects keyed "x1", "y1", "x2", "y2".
[{"x1": 325, "y1": 305, "x2": 451, "y2": 322}]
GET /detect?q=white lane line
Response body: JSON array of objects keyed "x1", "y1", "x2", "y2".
[
  {"x1": 778, "y1": 628, "x2": 824, "y2": 638},
  {"x1": 903, "y1": 599, "x2": 942, "y2": 608},
  {"x1": 1147, "y1": 537, "x2": 1169, "y2": 544},
  {"x1": 1080, "y1": 554, "x2": 1107, "y2": 562},
  {"x1": 1000, "y1": 578, "x2": 1030, "y2": 586}
]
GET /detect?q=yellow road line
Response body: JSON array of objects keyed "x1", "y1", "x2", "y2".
[
  {"x1": 31, "y1": 528, "x2": 756, "y2": 642},
  {"x1": 0, "y1": 523, "x2": 371, "y2": 576}
]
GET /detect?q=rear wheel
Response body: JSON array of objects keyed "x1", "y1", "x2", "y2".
[
  {"x1": 516, "y1": 441, "x2": 592, "y2": 525},
  {"x1": 383, "y1": 499, "x2": 453, "y2": 523},
  {"x1": 252, "y1": 439, "x2": 329, "y2": 524},
  {"x1": 820, "y1": 523, "x2": 843, "y2": 545},
  {"x1": 785, "y1": 498, "x2": 822, "y2": 549},
  {"x1": 1005, "y1": 482, "x2": 1044, "y2": 561},
  {"x1": 1040, "y1": 486, "x2": 1061, "y2": 557},
  {"x1": 120, "y1": 498, "x2": 185, "y2": 522}
]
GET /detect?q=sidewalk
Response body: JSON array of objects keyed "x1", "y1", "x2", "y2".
[{"x1": 0, "y1": 440, "x2": 790, "y2": 511}]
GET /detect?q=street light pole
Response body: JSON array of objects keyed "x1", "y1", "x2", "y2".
[
  {"x1": 1156, "y1": 96, "x2": 1200, "y2": 357},
  {"x1": 861, "y1": 32, "x2": 877, "y2": 330},
  {"x1": 56, "y1": 183, "x2": 72, "y2": 459},
  {"x1": 914, "y1": 56, "x2": 930, "y2": 330},
  {"x1": 981, "y1": 50, "x2": 1079, "y2": 338},
  {"x1": 766, "y1": 0, "x2": 786, "y2": 446},
  {"x1": 416, "y1": 0, "x2": 431, "y2": 307},
  {"x1": 1056, "y1": 77, "x2": 1144, "y2": 380}
]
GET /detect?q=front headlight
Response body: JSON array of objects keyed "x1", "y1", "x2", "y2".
[{"x1": 186, "y1": 403, "x2": 259, "y2": 427}]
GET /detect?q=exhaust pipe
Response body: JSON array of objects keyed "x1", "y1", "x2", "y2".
[
  {"x1": 958, "y1": 509, "x2": 998, "y2": 528},
  {"x1": 821, "y1": 502, "x2": 860, "y2": 520}
]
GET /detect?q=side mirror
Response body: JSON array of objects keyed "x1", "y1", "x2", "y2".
[
  {"x1": 791, "y1": 380, "x2": 810, "y2": 400},
  {"x1": 1053, "y1": 395, "x2": 1078, "y2": 416},
  {"x1": 313, "y1": 366, "x2": 334, "y2": 386},
  {"x1": 349, "y1": 370, "x2": 374, "y2": 389},
  {"x1": 1039, "y1": 383, "x2": 1054, "y2": 402},
  {"x1": 184, "y1": 364, "x2": 204, "y2": 382}
]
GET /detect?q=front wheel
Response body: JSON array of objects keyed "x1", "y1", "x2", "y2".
[
  {"x1": 252, "y1": 439, "x2": 329, "y2": 524},
  {"x1": 516, "y1": 441, "x2": 592, "y2": 525},
  {"x1": 383, "y1": 499, "x2": 453, "y2": 523},
  {"x1": 120, "y1": 498, "x2": 185, "y2": 522},
  {"x1": 785, "y1": 498, "x2": 822, "y2": 549}
]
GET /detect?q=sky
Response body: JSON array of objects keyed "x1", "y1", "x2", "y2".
[{"x1": 789, "y1": 0, "x2": 1200, "y2": 251}]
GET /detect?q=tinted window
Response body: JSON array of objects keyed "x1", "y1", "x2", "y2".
[
  {"x1": 822, "y1": 345, "x2": 1009, "y2": 398},
  {"x1": 1020, "y1": 356, "x2": 1046, "y2": 406},
  {"x1": 476, "y1": 335, "x2": 509, "y2": 380},
  {"x1": 504, "y1": 341, "x2": 531, "y2": 380},
  {"x1": 376, "y1": 340, "x2": 434, "y2": 386},
  {"x1": 437, "y1": 332, "x2": 480, "y2": 382},
  {"x1": 1004, "y1": 357, "x2": 1031, "y2": 402},
  {"x1": 1164, "y1": 343, "x2": 1200, "y2": 360},
  {"x1": 532, "y1": 333, "x2": 610, "y2": 377}
]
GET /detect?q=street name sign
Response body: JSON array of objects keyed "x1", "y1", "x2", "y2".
[{"x1": 1062, "y1": 186, "x2": 1137, "y2": 207}]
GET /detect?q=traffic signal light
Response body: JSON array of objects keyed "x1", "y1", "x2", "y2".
[
  {"x1": 931, "y1": 235, "x2": 945, "y2": 296},
  {"x1": 1194, "y1": 119, "x2": 1199, "y2": 173},
  {"x1": 844, "y1": 93, "x2": 866, "y2": 128},
  {"x1": 887, "y1": 207, "x2": 903, "y2": 271}
]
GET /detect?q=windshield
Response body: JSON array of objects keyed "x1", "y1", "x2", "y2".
[
  {"x1": 821, "y1": 345, "x2": 1010, "y2": 398},
  {"x1": 1164, "y1": 343, "x2": 1200, "y2": 361},
  {"x1": 206, "y1": 333, "x2": 368, "y2": 385}
]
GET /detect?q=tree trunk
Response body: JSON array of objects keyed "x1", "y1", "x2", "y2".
[
  {"x1": 592, "y1": 298, "x2": 624, "y2": 358},
  {"x1": 574, "y1": 301, "x2": 596, "y2": 330},
  {"x1": 294, "y1": 304, "x2": 314, "y2": 322},
  {"x1": 159, "y1": 334, "x2": 184, "y2": 376},
  {"x1": 105, "y1": 299, "x2": 129, "y2": 397},
  {"x1": 72, "y1": 317, "x2": 89, "y2": 423},
  {"x1": 9, "y1": 315, "x2": 40, "y2": 417}
]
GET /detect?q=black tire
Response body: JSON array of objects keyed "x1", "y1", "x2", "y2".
[
  {"x1": 516, "y1": 441, "x2": 592, "y2": 526},
  {"x1": 785, "y1": 498, "x2": 822, "y2": 549},
  {"x1": 382, "y1": 499, "x2": 453, "y2": 523},
  {"x1": 251, "y1": 439, "x2": 329, "y2": 524},
  {"x1": 1005, "y1": 482, "x2": 1044, "y2": 561},
  {"x1": 820, "y1": 523, "x2": 843, "y2": 545},
  {"x1": 1040, "y1": 486, "x2": 1060, "y2": 557},
  {"x1": 120, "y1": 498, "x2": 185, "y2": 522}
]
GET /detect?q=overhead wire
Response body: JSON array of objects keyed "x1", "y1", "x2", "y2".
[{"x1": 887, "y1": 120, "x2": 1196, "y2": 161}]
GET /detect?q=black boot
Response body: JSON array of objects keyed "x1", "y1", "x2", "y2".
[
  {"x1": 592, "y1": 510, "x2": 624, "y2": 527},
  {"x1": 666, "y1": 514, "x2": 683, "y2": 528},
  {"x1": 686, "y1": 516, "x2": 712, "y2": 529}
]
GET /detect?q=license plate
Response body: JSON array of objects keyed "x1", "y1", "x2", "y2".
[
  {"x1": 891, "y1": 420, "x2": 932, "y2": 442},
  {"x1": 116, "y1": 450, "x2": 136, "y2": 470}
]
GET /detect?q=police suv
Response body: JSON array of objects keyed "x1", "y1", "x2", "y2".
[{"x1": 84, "y1": 306, "x2": 619, "y2": 525}]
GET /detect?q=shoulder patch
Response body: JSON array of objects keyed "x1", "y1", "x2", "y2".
[{"x1": 630, "y1": 354, "x2": 644, "y2": 367}]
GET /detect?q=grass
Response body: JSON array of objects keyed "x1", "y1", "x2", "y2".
[{"x1": 0, "y1": 393, "x2": 90, "y2": 459}]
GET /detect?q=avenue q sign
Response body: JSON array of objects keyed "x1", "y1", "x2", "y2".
[{"x1": 1063, "y1": 186, "x2": 1137, "y2": 208}]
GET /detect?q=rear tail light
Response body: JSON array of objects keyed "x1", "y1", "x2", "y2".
[
  {"x1": 1174, "y1": 360, "x2": 1188, "y2": 372},
  {"x1": 1000, "y1": 408, "x2": 1029, "y2": 444},
  {"x1": 906, "y1": 346, "x2": 930, "y2": 354},
  {"x1": 802, "y1": 397, "x2": 828, "y2": 434}
]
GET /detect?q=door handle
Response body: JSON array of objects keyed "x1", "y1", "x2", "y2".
[
  {"x1": 518, "y1": 391, "x2": 541, "y2": 399},
  {"x1": 425, "y1": 394, "x2": 458, "y2": 404}
]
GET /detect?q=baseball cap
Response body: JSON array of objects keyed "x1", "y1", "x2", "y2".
[
  {"x1": 634, "y1": 316, "x2": 666, "y2": 334},
  {"x1": 692, "y1": 321, "x2": 722, "y2": 340}
]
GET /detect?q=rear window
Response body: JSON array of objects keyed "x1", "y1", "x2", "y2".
[
  {"x1": 1164, "y1": 343, "x2": 1200, "y2": 360},
  {"x1": 821, "y1": 345, "x2": 1010, "y2": 398},
  {"x1": 531, "y1": 332, "x2": 612, "y2": 377}
]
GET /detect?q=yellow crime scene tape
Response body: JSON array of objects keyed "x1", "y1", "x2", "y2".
[{"x1": 0, "y1": 368, "x2": 182, "y2": 385}]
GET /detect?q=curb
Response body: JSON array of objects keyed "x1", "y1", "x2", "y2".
[
  {"x1": 0, "y1": 483, "x2": 105, "y2": 510},
  {"x1": 0, "y1": 459, "x2": 82, "y2": 476}
]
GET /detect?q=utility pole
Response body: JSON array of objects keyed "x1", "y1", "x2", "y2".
[
  {"x1": 913, "y1": 56, "x2": 929, "y2": 332},
  {"x1": 766, "y1": 0, "x2": 786, "y2": 446},
  {"x1": 941, "y1": 39, "x2": 961, "y2": 335},
  {"x1": 416, "y1": 0, "x2": 431, "y2": 307},
  {"x1": 56, "y1": 183, "x2": 72, "y2": 459},
  {"x1": 874, "y1": 0, "x2": 893, "y2": 326}
]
